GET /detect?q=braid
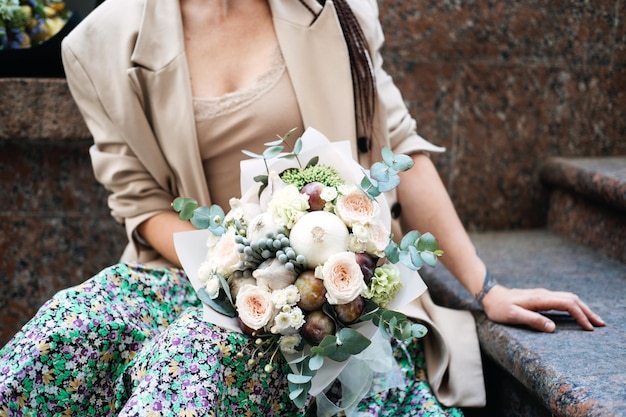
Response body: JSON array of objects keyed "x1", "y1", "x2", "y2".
[{"x1": 299, "y1": 0, "x2": 377, "y2": 141}]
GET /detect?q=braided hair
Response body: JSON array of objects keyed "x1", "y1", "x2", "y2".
[{"x1": 299, "y1": 0, "x2": 377, "y2": 142}]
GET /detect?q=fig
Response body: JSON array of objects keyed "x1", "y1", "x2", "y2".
[
  {"x1": 301, "y1": 310, "x2": 335, "y2": 345},
  {"x1": 355, "y1": 253, "x2": 377, "y2": 284},
  {"x1": 300, "y1": 182, "x2": 326, "y2": 211},
  {"x1": 334, "y1": 296, "x2": 365, "y2": 324},
  {"x1": 294, "y1": 270, "x2": 327, "y2": 311}
]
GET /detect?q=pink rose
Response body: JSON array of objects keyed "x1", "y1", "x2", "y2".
[
  {"x1": 316, "y1": 252, "x2": 367, "y2": 305},
  {"x1": 335, "y1": 187, "x2": 380, "y2": 227},
  {"x1": 235, "y1": 284, "x2": 275, "y2": 330}
]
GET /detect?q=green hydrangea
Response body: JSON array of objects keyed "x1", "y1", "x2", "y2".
[
  {"x1": 280, "y1": 164, "x2": 344, "y2": 190},
  {"x1": 363, "y1": 263, "x2": 402, "y2": 308}
]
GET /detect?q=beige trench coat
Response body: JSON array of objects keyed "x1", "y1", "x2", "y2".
[{"x1": 62, "y1": 0, "x2": 485, "y2": 407}]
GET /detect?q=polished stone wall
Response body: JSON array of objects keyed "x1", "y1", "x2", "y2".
[
  {"x1": 377, "y1": 0, "x2": 626, "y2": 230},
  {"x1": 1, "y1": 1, "x2": 625, "y2": 345}
]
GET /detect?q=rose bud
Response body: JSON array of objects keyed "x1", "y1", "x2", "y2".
[
  {"x1": 301, "y1": 310, "x2": 335, "y2": 345},
  {"x1": 355, "y1": 252, "x2": 377, "y2": 284},
  {"x1": 300, "y1": 182, "x2": 326, "y2": 211},
  {"x1": 294, "y1": 270, "x2": 327, "y2": 311},
  {"x1": 334, "y1": 296, "x2": 365, "y2": 324}
]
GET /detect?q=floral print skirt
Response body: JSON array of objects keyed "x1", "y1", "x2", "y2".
[{"x1": 0, "y1": 263, "x2": 464, "y2": 417}]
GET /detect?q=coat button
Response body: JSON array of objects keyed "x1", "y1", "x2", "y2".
[
  {"x1": 391, "y1": 202, "x2": 402, "y2": 219},
  {"x1": 357, "y1": 136, "x2": 370, "y2": 153}
]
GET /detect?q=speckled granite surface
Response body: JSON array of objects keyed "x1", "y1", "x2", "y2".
[
  {"x1": 424, "y1": 230, "x2": 626, "y2": 417},
  {"x1": 541, "y1": 157, "x2": 626, "y2": 263},
  {"x1": 0, "y1": 139, "x2": 126, "y2": 345}
]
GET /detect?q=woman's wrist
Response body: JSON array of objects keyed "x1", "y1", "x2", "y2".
[{"x1": 474, "y1": 270, "x2": 499, "y2": 308}]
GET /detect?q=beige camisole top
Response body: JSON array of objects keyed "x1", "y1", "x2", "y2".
[{"x1": 193, "y1": 49, "x2": 305, "y2": 209}]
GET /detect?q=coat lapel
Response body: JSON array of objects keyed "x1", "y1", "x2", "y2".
[
  {"x1": 128, "y1": 0, "x2": 211, "y2": 205},
  {"x1": 125, "y1": 0, "x2": 359, "y2": 206},
  {"x1": 270, "y1": 0, "x2": 359, "y2": 157}
]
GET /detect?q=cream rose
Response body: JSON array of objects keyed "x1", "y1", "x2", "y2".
[
  {"x1": 335, "y1": 187, "x2": 379, "y2": 227},
  {"x1": 208, "y1": 228, "x2": 242, "y2": 276},
  {"x1": 235, "y1": 284, "x2": 275, "y2": 330},
  {"x1": 316, "y1": 251, "x2": 367, "y2": 305},
  {"x1": 365, "y1": 222, "x2": 391, "y2": 257}
]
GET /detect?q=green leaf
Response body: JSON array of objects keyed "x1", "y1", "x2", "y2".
[
  {"x1": 289, "y1": 388, "x2": 304, "y2": 401},
  {"x1": 336, "y1": 328, "x2": 371, "y2": 354},
  {"x1": 420, "y1": 251, "x2": 438, "y2": 267},
  {"x1": 377, "y1": 175, "x2": 401, "y2": 193},
  {"x1": 384, "y1": 242, "x2": 400, "y2": 264},
  {"x1": 197, "y1": 288, "x2": 237, "y2": 317},
  {"x1": 408, "y1": 246, "x2": 425, "y2": 269},
  {"x1": 293, "y1": 137, "x2": 303, "y2": 155},
  {"x1": 391, "y1": 153, "x2": 414, "y2": 171},
  {"x1": 242, "y1": 149, "x2": 264, "y2": 159},
  {"x1": 264, "y1": 139, "x2": 284, "y2": 146},
  {"x1": 306, "y1": 156, "x2": 319, "y2": 168},
  {"x1": 416, "y1": 232, "x2": 438, "y2": 252},
  {"x1": 370, "y1": 162, "x2": 390, "y2": 182},
  {"x1": 309, "y1": 354, "x2": 324, "y2": 371},
  {"x1": 399, "y1": 231, "x2": 421, "y2": 250},
  {"x1": 288, "y1": 356, "x2": 307, "y2": 365},
  {"x1": 287, "y1": 373, "x2": 313, "y2": 384},
  {"x1": 399, "y1": 251, "x2": 418, "y2": 271},
  {"x1": 172, "y1": 197, "x2": 197, "y2": 213},
  {"x1": 381, "y1": 147, "x2": 394, "y2": 166},
  {"x1": 263, "y1": 145, "x2": 284, "y2": 159}
]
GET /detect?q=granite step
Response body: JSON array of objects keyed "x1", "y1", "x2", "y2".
[
  {"x1": 423, "y1": 229, "x2": 626, "y2": 417},
  {"x1": 540, "y1": 156, "x2": 626, "y2": 264}
]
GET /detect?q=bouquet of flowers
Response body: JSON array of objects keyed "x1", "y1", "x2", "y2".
[
  {"x1": 0, "y1": 0, "x2": 70, "y2": 50},
  {"x1": 173, "y1": 128, "x2": 442, "y2": 411}
]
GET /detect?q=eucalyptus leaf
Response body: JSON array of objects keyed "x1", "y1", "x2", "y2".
[
  {"x1": 180, "y1": 201, "x2": 198, "y2": 221},
  {"x1": 399, "y1": 230, "x2": 421, "y2": 250},
  {"x1": 381, "y1": 147, "x2": 394, "y2": 166},
  {"x1": 408, "y1": 246, "x2": 425, "y2": 269},
  {"x1": 391, "y1": 153, "x2": 414, "y2": 171},
  {"x1": 293, "y1": 137, "x2": 303, "y2": 154},
  {"x1": 377, "y1": 175, "x2": 401, "y2": 193},
  {"x1": 242, "y1": 149, "x2": 263, "y2": 159},
  {"x1": 287, "y1": 373, "x2": 313, "y2": 384},
  {"x1": 306, "y1": 156, "x2": 319, "y2": 168},
  {"x1": 197, "y1": 288, "x2": 237, "y2": 317},
  {"x1": 172, "y1": 197, "x2": 196, "y2": 212},
  {"x1": 384, "y1": 242, "x2": 400, "y2": 264},
  {"x1": 289, "y1": 388, "x2": 304, "y2": 401},
  {"x1": 416, "y1": 232, "x2": 438, "y2": 252},
  {"x1": 264, "y1": 139, "x2": 284, "y2": 146},
  {"x1": 420, "y1": 251, "x2": 438, "y2": 267},
  {"x1": 399, "y1": 251, "x2": 418, "y2": 271},
  {"x1": 288, "y1": 356, "x2": 307, "y2": 365},
  {"x1": 337, "y1": 328, "x2": 371, "y2": 354},
  {"x1": 370, "y1": 162, "x2": 390, "y2": 182},
  {"x1": 309, "y1": 354, "x2": 324, "y2": 371},
  {"x1": 263, "y1": 145, "x2": 284, "y2": 159}
]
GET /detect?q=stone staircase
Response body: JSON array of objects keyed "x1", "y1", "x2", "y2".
[{"x1": 426, "y1": 156, "x2": 626, "y2": 416}]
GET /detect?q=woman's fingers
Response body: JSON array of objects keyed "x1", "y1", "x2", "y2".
[{"x1": 483, "y1": 287, "x2": 605, "y2": 332}]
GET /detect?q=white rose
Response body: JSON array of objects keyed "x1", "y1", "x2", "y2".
[
  {"x1": 335, "y1": 188, "x2": 380, "y2": 227},
  {"x1": 316, "y1": 251, "x2": 367, "y2": 305},
  {"x1": 208, "y1": 228, "x2": 242, "y2": 276},
  {"x1": 235, "y1": 284, "x2": 275, "y2": 330},
  {"x1": 364, "y1": 222, "x2": 391, "y2": 257}
]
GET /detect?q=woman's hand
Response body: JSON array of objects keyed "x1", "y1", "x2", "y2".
[{"x1": 480, "y1": 285, "x2": 606, "y2": 332}]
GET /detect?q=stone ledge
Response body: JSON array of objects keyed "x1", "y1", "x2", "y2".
[
  {"x1": 540, "y1": 156, "x2": 626, "y2": 212},
  {"x1": 423, "y1": 230, "x2": 626, "y2": 417},
  {"x1": 0, "y1": 78, "x2": 89, "y2": 141}
]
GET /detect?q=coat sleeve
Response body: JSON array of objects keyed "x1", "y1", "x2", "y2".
[
  {"x1": 61, "y1": 32, "x2": 175, "y2": 262},
  {"x1": 349, "y1": 0, "x2": 445, "y2": 155}
]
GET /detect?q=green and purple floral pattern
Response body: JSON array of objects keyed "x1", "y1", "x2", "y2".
[{"x1": 0, "y1": 263, "x2": 463, "y2": 416}]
